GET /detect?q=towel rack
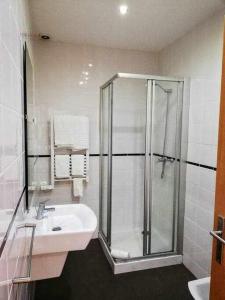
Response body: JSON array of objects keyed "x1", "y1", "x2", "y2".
[{"x1": 50, "y1": 115, "x2": 89, "y2": 189}]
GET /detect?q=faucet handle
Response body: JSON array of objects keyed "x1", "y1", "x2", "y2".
[{"x1": 36, "y1": 199, "x2": 50, "y2": 212}]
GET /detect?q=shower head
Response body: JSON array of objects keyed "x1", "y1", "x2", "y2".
[{"x1": 156, "y1": 83, "x2": 172, "y2": 94}]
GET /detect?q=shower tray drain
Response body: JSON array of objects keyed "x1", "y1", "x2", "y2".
[{"x1": 52, "y1": 226, "x2": 62, "y2": 231}]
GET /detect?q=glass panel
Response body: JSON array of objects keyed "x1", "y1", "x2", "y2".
[
  {"x1": 100, "y1": 85, "x2": 110, "y2": 239},
  {"x1": 111, "y1": 78, "x2": 147, "y2": 258},
  {"x1": 150, "y1": 80, "x2": 180, "y2": 254}
]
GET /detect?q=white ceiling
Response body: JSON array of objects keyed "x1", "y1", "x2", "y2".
[{"x1": 29, "y1": 0, "x2": 225, "y2": 52}]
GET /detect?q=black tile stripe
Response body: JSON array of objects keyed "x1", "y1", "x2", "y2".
[
  {"x1": 185, "y1": 160, "x2": 217, "y2": 171},
  {"x1": 153, "y1": 153, "x2": 178, "y2": 161},
  {"x1": 112, "y1": 153, "x2": 145, "y2": 156},
  {"x1": 28, "y1": 154, "x2": 217, "y2": 171},
  {"x1": 0, "y1": 186, "x2": 26, "y2": 257},
  {"x1": 28, "y1": 155, "x2": 51, "y2": 158}
]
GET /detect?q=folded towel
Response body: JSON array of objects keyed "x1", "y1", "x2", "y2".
[
  {"x1": 55, "y1": 155, "x2": 70, "y2": 178},
  {"x1": 54, "y1": 115, "x2": 74, "y2": 146},
  {"x1": 72, "y1": 116, "x2": 89, "y2": 150},
  {"x1": 111, "y1": 249, "x2": 131, "y2": 259},
  {"x1": 73, "y1": 178, "x2": 84, "y2": 197},
  {"x1": 71, "y1": 155, "x2": 84, "y2": 176},
  {"x1": 54, "y1": 115, "x2": 89, "y2": 150}
]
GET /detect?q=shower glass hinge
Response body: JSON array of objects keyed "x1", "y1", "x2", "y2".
[{"x1": 142, "y1": 230, "x2": 150, "y2": 235}]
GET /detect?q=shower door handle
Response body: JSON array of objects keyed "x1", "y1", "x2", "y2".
[{"x1": 210, "y1": 216, "x2": 225, "y2": 264}]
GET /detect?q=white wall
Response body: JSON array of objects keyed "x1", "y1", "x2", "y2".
[
  {"x1": 159, "y1": 11, "x2": 224, "y2": 278},
  {"x1": 31, "y1": 41, "x2": 159, "y2": 234},
  {"x1": 0, "y1": 0, "x2": 34, "y2": 299}
]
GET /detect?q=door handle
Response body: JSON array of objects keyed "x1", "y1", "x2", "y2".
[
  {"x1": 210, "y1": 216, "x2": 225, "y2": 264},
  {"x1": 210, "y1": 230, "x2": 225, "y2": 245}
]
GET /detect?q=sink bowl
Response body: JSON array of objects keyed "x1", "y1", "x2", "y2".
[
  {"x1": 26, "y1": 204, "x2": 97, "y2": 280},
  {"x1": 28, "y1": 204, "x2": 97, "y2": 255}
]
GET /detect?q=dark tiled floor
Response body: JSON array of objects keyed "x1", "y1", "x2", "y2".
[{"x1": 35, "y1": 239, "x2": 195, "y2": 300}]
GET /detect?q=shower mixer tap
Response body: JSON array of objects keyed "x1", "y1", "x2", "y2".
[
  {"x1": 158, "y1": 157, "x2": 174, "y2": 163},
  {"x1": 158, "y1": 156, "x2": 174, "y2": 179}
]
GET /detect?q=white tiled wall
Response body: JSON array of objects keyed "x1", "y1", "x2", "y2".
[
  {"x1": 0, "y1": 0, "x2": 33, "y2": 299},
  {"x1": 31, "y1": 40, "x2": 159, "y2": 155},
  {"x1": 159, "y1": 11, "x2": 224, "y2": 278},
  {"x1": 31, "y1": 39, "x2": 184, "y2": 257},
  {"x1": 183, "y1": 165, "x2": 216, "y2": 277},
  {"x1": 31, "y1": 41, "x2": 159, "y2": 233}
]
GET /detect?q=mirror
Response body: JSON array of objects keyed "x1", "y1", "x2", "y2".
[
  {"x1": 0, "y1": 43, "x2": 34, "y2": 250},
  {"x1": 24, "y1": 43, "x2": 35, "y2": 208}
]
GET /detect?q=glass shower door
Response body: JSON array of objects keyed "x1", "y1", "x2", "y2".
[
  {"x1": 111, "y1": 78, "x2": 147, "y2": 258},
  {"x1": 100, "y1": 84, "x2": 112, "y2": 244},
  {"x1": 149, "y1": 80, "x2": 182, "y2": 254}
]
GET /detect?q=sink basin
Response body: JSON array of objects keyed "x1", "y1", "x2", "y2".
[
  {"x1": 188, "y1": 277, "x2": 210, "y2": 300},
  {"x1": 28, "y1": 204, "x2": 97, "y2": 255},
  {"x1": 26, "y1": 204, "x2": 97, "y2": 280}
]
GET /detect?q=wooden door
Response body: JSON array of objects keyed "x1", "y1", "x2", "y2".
[{"x1": 210, "y1": 20, "x2": 225, "y2": 300}]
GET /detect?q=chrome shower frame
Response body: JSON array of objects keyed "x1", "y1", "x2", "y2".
[{"x1": 99, "y1": 73, "x2": 190, "y2": 274}]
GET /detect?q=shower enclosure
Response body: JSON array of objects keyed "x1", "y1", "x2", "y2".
[{"x1": 99, "y1": 73, "x2": 187, "y2": 273}]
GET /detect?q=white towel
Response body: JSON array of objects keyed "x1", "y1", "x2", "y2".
[
  {"x1": 72, "y1": 116, "x2": 89, "y2": 150},
  {"x1": 111, "y1": 249, "x2": 131, "y2": 259},
  {"x1": 73, "y1": 178, "x2": 84, "y2": 197},
  {"x1": 54, "y1": 115, "x2": 74, "y2": 146},
  {"x1": 55, "y1": 155, "x2": 70, "y2": 178},
  {"x1": 54, "y1": 114, "x2": 89, "y2": 150},
  {"x1": 71, "y1": 155, "x2": 84, "y2": 176}
]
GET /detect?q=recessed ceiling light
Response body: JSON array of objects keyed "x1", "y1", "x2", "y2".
[
  {"x1": 119, "y1": 5, "x2": 128, "y2": 15},
  {"x1": 82, "y1": 71, "x2": 89, "y2": 75},
  {"x1": 79, "y1": 81, "x2": 84, "y2": 85},
  {"x1": 88, "y1": 63, "x2": 93, "y2": 67},
  {"x1": 39, "y1": 33, "x2": 50, "y2": 40}
]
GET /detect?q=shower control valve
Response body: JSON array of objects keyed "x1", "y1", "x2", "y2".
[{"x1": 157, "y1": 156, "x2": 174, "y2": 163}]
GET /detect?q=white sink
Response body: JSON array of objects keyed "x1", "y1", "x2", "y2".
[
  {"x1": 26, "y1": 204, "x2": 97, "y2": 280},
  {"x1": 188, "y1": 277, "x2": 210, "y2": 300}
]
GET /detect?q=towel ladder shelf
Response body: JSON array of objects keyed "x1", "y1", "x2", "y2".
[{"x1": 50, "y1": 116, "x2": 89, "y2": 189}]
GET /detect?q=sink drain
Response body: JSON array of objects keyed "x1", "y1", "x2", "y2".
[{"x1": 52, "y1": 226, "x2": 62, "y2": 231}]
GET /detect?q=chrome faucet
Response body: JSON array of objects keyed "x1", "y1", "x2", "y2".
[{"x1": 36, "y1": 200, "x2": 55, "y2": 220}]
